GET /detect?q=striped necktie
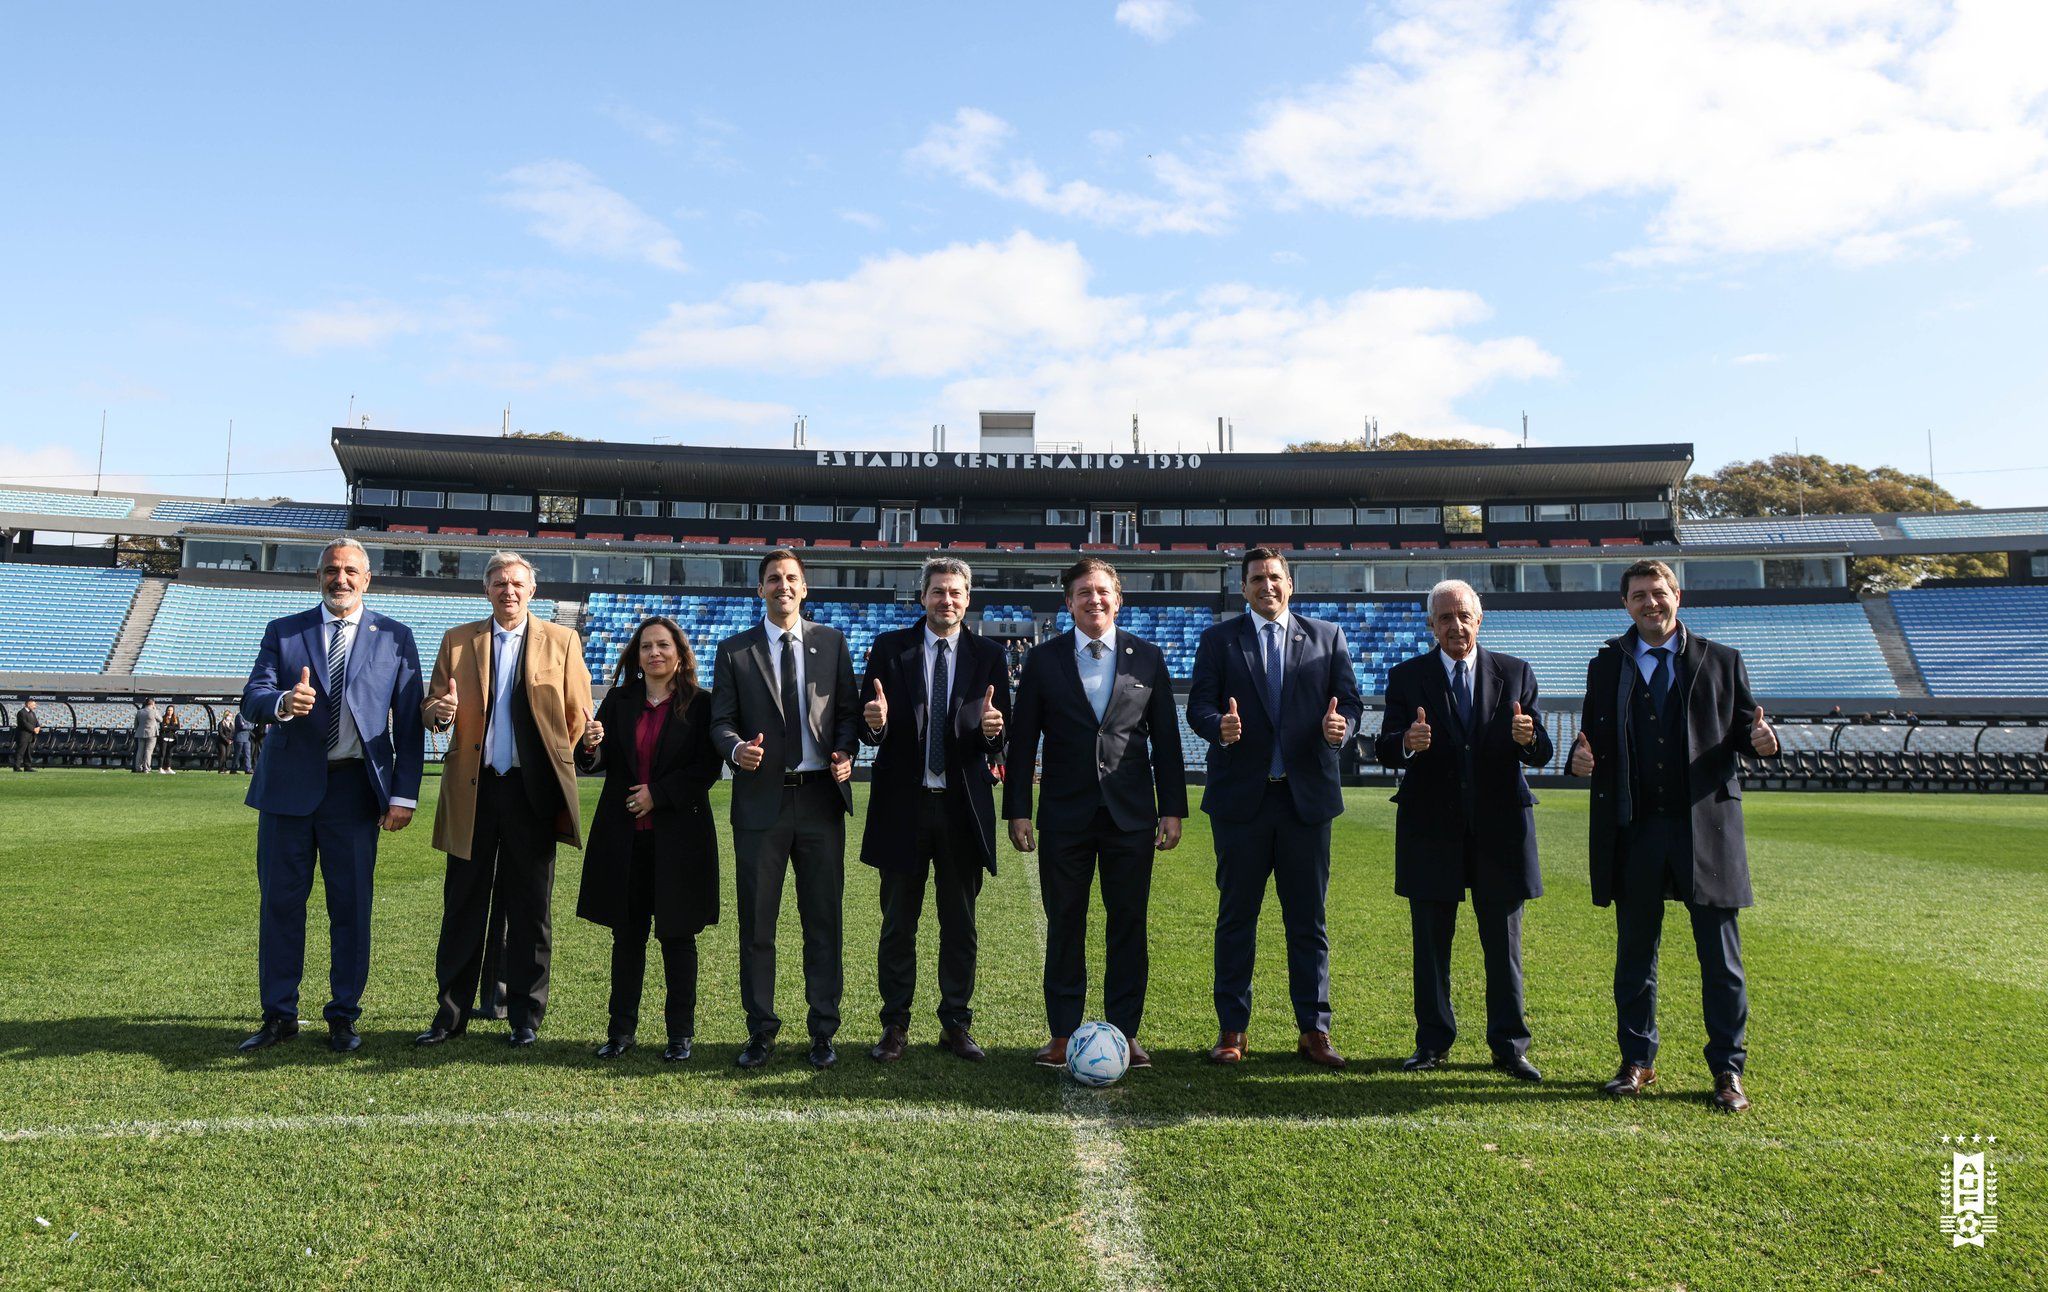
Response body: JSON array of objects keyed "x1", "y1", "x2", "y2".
[{"x1": 326, "y1": 619, "x2": 349, "y2": 755}]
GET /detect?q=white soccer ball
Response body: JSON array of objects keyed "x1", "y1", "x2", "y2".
[{"x1": 1065, "y1": 1021, "x2": 1130, "y2": 1087}]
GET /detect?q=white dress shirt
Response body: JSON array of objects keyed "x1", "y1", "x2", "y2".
[
  {"x1": 487, "y1": 615, "x2": 529, "y2": 773},
  {"x1": 744, "y1": 614, "x2": 826, "y2": 773},
  {"x1": 1074, "y1": 625, "x2": 1118, "y2": 722},
  {"x1": 1633, "y1": 630, "x2": 1679, "y2": 683}
]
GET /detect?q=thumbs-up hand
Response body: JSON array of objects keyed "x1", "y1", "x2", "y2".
[
  {"x1": 864, "y1": 678, "x2": 888, "y2": 732},
  {"x1": 1510, "y1": 700, "x2": 1536, "y2": 747},
  {"x1": 1404, "y1": 705, "x2": 1432, "y2": 753},
  {"x1": 735, "y1": 732, "x2": 766, "y2": 772},
  {"x1": 1219, "y1": 697, "x2": 1242, "y2": 745},
  {"x1": 829, "y1": 750, "x2": 853, "y2": 784},
  {"x1": 1567, "y1": 730, "x2": 1595, "y2": 776},
  {"x1": 1749, "y1": 705, "x2": 1778, "y2": 756},
  {"x1": 424, "y1": 678, "x2": 458, "y2": 729},
  {"x1": 980, "y1": 684, "x2": 1004, "y2": 740},
  {"x1": 283, "y1": 666, "x2": 318, "y2": 718},
  {"x1": 1322, "y1": 696, "x2": 1347, "y2": 747},
  {"x1": 580, "y1": 705, "x2": 603, "y2": 750}
]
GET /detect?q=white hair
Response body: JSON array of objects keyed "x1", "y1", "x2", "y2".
[
  {"x1": 319, "y1": 536, "x2": 371, "y2": 567},
  {"x1": 484, "y1": 550, "x2": 537, "y2": 585},
  {"x1": 1426, "y1": 579, "x2": 1482, "y2": 616}
]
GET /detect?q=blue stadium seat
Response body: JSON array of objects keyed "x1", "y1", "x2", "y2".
[
  {"x1": 579, "y1": 592, "x2": 906, "y2": 684},
  {"x1": 0, "y1": 489, "x2": 136, "y2": 520},
  {"x1": 1895, "y1": 511, "x2": 2048, "y2": 541},
  {"x1": 1890, "y1": 586, "x2": 2048, "y2": 698},
  {"x1": 0, "y1": 565, "x2": 142, "y2": 672},
  {"x1": 1678, "y1": 517, "x2": 1883, "y2": 546},
  {"x1": 149, "y1": 500, "x2": 351, "y2": 529}
]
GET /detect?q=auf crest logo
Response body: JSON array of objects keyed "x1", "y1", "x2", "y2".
[{"x1": 1938, "y1": 1136, "x2": 2000, "y2": 1248}]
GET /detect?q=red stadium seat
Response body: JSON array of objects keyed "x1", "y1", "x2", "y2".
[
  {"x1": 587, "y1": 532, "x2": 624, "y2": 541},
  {"x1": 813, "y1": 538, "x2": 853, "y2": 548},
  {"x1": 634, "y1": 533, "x2": 667, "y2": 543},
  {"x1": 438, "y1": 526, "x2": 479, "y2": 536},
  {"x1": 487, "y1": 528, "x2": 528, "y2": 538}
]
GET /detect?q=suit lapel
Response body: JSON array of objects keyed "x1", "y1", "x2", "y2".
[
  {"x1": 899, "y1": 627, "x2": 928, "y2": 741},
  {"x1": 804, "y1": 625, "x2": 830, "y2": 744},
  {"x1": 1237, "y1": 614, "x2": 1273, "y2": 721},
  {"x1": 1048, "y1": 631, "x2": 1089, "y2": 722},
  {"x1": 748, "y1": 627, "x2": 783, "y2": 721},
  {"x1": 1418, "y1": 647, "x2": 1454, "y2": 741},
  {"x1": 1471, "y1": 645, "x2": 1500, "y2": 739},
  {"x1": 297, "y1": 613, "x2": 327, "y2": 697},
  {"x1": 470, "y1": 620, "x2": 494, "y2": 719},
  {"x1": 1103, "y1": 633, "x2": 1141, "y2": 730}
]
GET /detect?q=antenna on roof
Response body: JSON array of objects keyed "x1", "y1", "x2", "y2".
[
  {"x1": 1131, "y1": 413, "x2": 1140, "y2": 454},
  {"x1": 1794, "y1": 436, "x2": 1805, "y2": 518},
  {"x1": 222, "y1": 419, "x2": 233, "y2": 503},
  {"x1": 794, "y1": 415, "x2": 808, "y2": 448},
  {"x1": 1217, "y1": 416, "x2": 1225, "y2": 453},
  {"x1": 1227, "y1": 418, "x2": 1235, "y2": 452},
  {"x1": 95, "y1": 410, "x2": 106, "y2": 497},
  {"x1": 1521, "y1": 411, "x2": 1528, "y2": 448}
]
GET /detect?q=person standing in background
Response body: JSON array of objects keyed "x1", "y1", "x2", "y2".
[
  {"x1": 12, "y1": 699, "x2": 41, "y2": 772},
  {"x1": 131, "y1": 699, "x2": 160, "y2": 774}
]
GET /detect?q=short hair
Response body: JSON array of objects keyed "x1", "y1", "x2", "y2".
[
  {"x1": 758, "y1": 548, "x2": 805, "y2": 582},
  {"x1": 1241, "y1": 546, "x2": 1290, "y2": 581},
  {"x1": 319, "y1": 536, "x2": 370, "y2": 568},
  {"x1": 1620, "y1": 558, "x2": 1679, "y2": 598},
  {"x1": 920, "y1": 556, "x2": 974, "y2": 594},
  {"x1": 1061, "y1": 557, "x2": 1122, "y2": 595},
  {"x1": 484, "y1": 551, "x2": 537, "y2": 585},
  {"x1": 1426, "y1": 579, "x2": 1482, "y2": 616}
]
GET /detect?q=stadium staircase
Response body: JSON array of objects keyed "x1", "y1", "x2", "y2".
[
  {"x1": 1859, "y1": 594, "x2": 1928, "y2": 699},
  {"x1": 554, "y1": 600, "x2": 584, "y2": 634},
  {"x1": 104, "y1": 576, "x2": 167, "y2": 675}
]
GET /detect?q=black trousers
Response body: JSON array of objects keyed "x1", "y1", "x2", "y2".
[
  {"x1": 877, "y1": 790, "x2": 985, "y2": 1031},
  {"x1": 12, "y1": 732, "x2": 34, "y2": 771},
  {"x1": 1409, "y1": 895, "x2": 1530, "y2": 1058},
  {"x1": 734, "y1": 778, "x2": 844, "y2": 1042},
  {"x1": 432, "y1": 767, "x2": 558, "y2": 1032},
  {"x1": 1612, "y1": 815, "x2": 1748, "y2": 1074},
  {"x1": 1039, "y1": 805, "x2": 1155, "y2": 1040},
  {"x1": 609, "y1": 833, "x2": 698, "y2": 1042},
  {"x1": 1212, "y1": 782, "x2": 1332, "y2": 1034}
]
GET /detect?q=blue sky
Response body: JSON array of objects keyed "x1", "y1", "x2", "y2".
[{"x1": 5, "y1": 2, "x2": 2046, "y2": 508}]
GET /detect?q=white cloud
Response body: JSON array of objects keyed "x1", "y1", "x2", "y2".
[
  {"x1": 839, "y1": 209, "x2": 886, "y2": 231},
  {"x1": 907, "y1": 108, "x2": 1230, "y2": 234},
  {"x1": 276, "y1": 298, "x2": 499, "y2": 356},
  {"x1": 495, "y1": 161, "x2": 689, "y2": 271},
  {"x1": 587, "y1": 232, "x2": 1557, "y2": 449},
  {"x1": 1830, "y1": 219, "x2": 1970, "y2": 266},
  {"x1": 1269, "y1": 249, "x2": 1306, "y2": 265},
  {"x1": 1116, "y1": 0, "x2": 1195, "y2": 42},
  {"x1": 596, "y1": 98, "x2": 677, "y2": 148},
  {"x1": 1089, "y1": 129, "x2": 1126, "y2": 154},
  {"x1": 1730, "y1": 352, "x2": 1781, "y2": 365}
]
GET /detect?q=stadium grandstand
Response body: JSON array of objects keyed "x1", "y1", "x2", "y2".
[{"x1": 5, "y1": 412, "x2": 2045, "y2": 787}]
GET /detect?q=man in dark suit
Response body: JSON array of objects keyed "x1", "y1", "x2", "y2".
[
  {"x1": 1005, "y1": 557, "x2": 1187, "y2": 1070},
  {"x1": 238, "y1": 537, "x2": 425, "y2": 1053},
  {"x1": 417, "y1": 551, "x2": 593, "y2": 1049},
  {"x1": 1187, "y1": 547, "x2": 1363, "y2": 1068},
  {"x1": 1374, "y1": 579, "x2": 1551, "y2": 1082},
  {"x1": 1567, "y1": 558, "x2": 1779, "y2": 1113},
  {"x1": 857, "y1": 557, "x2": 1009, "y2": 1064},
  {"x1": 711, "y1": 548, "x2": 861, "y2": 1070},
  {"x1": 12, "y1": 699, "x2": 40, "y2": 771}
]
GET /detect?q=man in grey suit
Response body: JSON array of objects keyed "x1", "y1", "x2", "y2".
[
  {"x1": 131, "y1": 699, "x2": 161, "y2": 774},
  {"x1": 710, "y1": 549, "x2": 860, "y2": 1071}
]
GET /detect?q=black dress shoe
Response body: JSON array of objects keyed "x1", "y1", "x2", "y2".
[
  {"x1": 413, "y1": 1022, "x2": 465, "y2": 1047},
  {"x1": 736, "y1": 1034, "x2": 775, "y2": 1069},
  {"x1": 236, "y1": 1017, "x2": 298, "y2": 1053},
  {"x1": 661, "y1": 1038, "x2": 693, "y2": 1063},
  {"x1": 1401, "y1": 1048, "x2": 1448, "y2": 1072},
  {"x1": 807, "y1": 1038, "x2": 837, "y2": 1069},
  {"x1": 596, "y1": 1035, "x2": 635, "y2": 1059},
  {"x1": 508, "y1": 1026, "x2": 538, "y2": 1048},
  {"x1": 327, "y1": 1020, "x2": 362, "y2": 1054},
  {"x1": 1492, "y1": 1052, "x2": 1542, "y2": 1082}
]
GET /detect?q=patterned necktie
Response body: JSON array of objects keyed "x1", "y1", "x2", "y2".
[
  {"x1": 1263, "y1": 621, "x2": 1284, "y2": 777},
  {"x1": 326, "y1": 619, "x2": 349, "y2": 755},
  {"x1": 1648, "y1": 647, "x2": 1672, "y2": 718},
  {"x1": 927, "y1": 639, "x2": 950, "y2": 778},
  {"x1": 780, "y1": 631, "x2": 803, "y2": 770},
  {"x1": 1086, "y1": 639, "x2": 1108, "y2": 721},
  {"x1": 1451, "y1": 658, "x2": 1472, "y2": 732}
]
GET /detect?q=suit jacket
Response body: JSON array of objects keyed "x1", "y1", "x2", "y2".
[
  {"x1": 428, "y1": 614, "x2": 593, "y2": 858},
  {"x1": 1373, "y1": 645, "x2": 1552, "y2": 902},
  {"x1": 15, "y1": 708, "x2": 39, "y2": 735},
  {"x1": 709, "y1": 618, "x2": 860, "y2": 831},
  {"x1": 575, "y1": 683, "x2": 724, "y2": 938},
  {"x1": 856, "y1": 622, "x2": 1008, "y2": 873},
  {"x1": 1579, "y1": 622, "x2": 1775, "y2": 910},
  {"x1": 133, "y1": 707, "x2": 159, "y2": 739},
  {"x1": 1002, "y1": 628, "x2": 1188, "y2": 835},
  {"x1": 241, "y1": 607, "x2": 426, "y2": 817},
  {"x1": 1186, "y1": 610, "x2": 1362, "y2": 824}
]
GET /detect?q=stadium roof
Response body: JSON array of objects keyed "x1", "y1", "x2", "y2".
[{"x1": 331, "y1": 427, "x2": 1693, "y2": 503}]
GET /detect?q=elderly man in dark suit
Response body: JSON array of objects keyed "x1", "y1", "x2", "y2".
[
  {"x1": 1187, "y1": 547, "x2": 1363, "y2": 1068},
  {"x1": 711, "y1": 548, "x2": 861, "y2": 1071},
  {"x1": 1374, "y1": 579, "x2": 1552, "y2": 1081},
  {"x1": 1005, "y1": 557, "x2": 1187, "y2": 1070},
  {"x1": 1567, "y1": 558, "x2": 1779, "y2": 1113},
  {"x1": 12, "y1": 699, "x2": 41, "y2": 771},
  {"x1": 856, "y1": 556, "x2": 1009, "y2": 1064}
]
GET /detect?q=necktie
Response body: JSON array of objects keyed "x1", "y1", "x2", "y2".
[
  {"x1": 326, "y1": 619, "x2": 349, "y2": 755},
  {"x1": 1086, "y1": 639, "x2": 1108, "y2": 721},
  {"x1": 1648, "y1": 646, "x2": 1672, "y2": 718},
  {"x1": 1263, "y1": 621, "x2": 1284, "y2": 777},
  {"x1": 1451, "y1": 658, "x2": 1472, "y2": 732},
  {"x1": 927, "y1": 639, "x2": 950, "y2": 778},
  {"x1": 488, "y1": 630, "x2": 515, "y2": 774},
  {"x1": 780, "y1": 631, "x2": 803, "y2": 769}
]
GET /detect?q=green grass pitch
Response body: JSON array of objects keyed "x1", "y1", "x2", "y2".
[{"x1": 2, "y1": 769, "x2": 2042, "y2": 1289}]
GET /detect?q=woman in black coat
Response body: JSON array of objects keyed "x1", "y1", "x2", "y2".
[{"x1": 575, "y1": 616, "x2": 723, "y2": 1061}]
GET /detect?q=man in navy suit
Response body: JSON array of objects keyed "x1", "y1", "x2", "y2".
[
  {"x1": 238, "y1": 537, "x2": 425, "y2": 1053},
  {"x1": 856, "y1": 556, "x2": 1010, "y2": 1064},
  {"x1": 1374, "y1": 579, "x2": 1551, "y2": 1082},
  {"x1": 1005, "y1": 557, "x2": 1187, "y2": 1070},
  {"x1": 1187, "y1": 547, "x2": 1363, "y2": 1068}
]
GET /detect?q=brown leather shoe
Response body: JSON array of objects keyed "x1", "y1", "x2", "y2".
[
  {"x1": 938, "y1": 1027, "x2": 985, "y2": 1062},
  {"x1": 1602, "y1": 1062, "x2": 1657, "y2": 1096},
  {"x1": 1207, "y1": 1031, "x2": 1247, "y2": 1064},
  {"x1": 1032, "y1": 1036, "x2": 1068, "y2": 1068},
  {"x1": 1711, "y1": 1071, "x2": 1750, "y2": 1113},
  {"x1": 1126, "y1": 1039, "x2": 1151, "y2": 1069},
  {"x1": 1297, "y1": 1030, "x2": 1347, "y2": 1070},
  {"x1": 869, "y1": 1025, "x2": 908, "y2": 1063}
]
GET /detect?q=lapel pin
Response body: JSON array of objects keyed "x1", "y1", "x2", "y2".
[{"x1": 1124, "y1": 646, "x2": 1133, "y2": 654}]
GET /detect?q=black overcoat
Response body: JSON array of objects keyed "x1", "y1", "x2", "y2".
[{"x1": 576, "y1": 683, "x2": 724, "y2": 938}]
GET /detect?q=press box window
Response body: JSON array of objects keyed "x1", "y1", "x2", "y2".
[
  {"x1": 1533, "y1": 504, "x2": 1576, "y2": 523},
  {"x1": 1488, "y1": 505, "x2": 1530, "y2": 524},
  {"x1": 837, "y1": 506, "x2": 876, "y2": 524},
  {"x1": 1312, "y1": 508, "x2": 1353, "y2": 525},
  {"x1": 756, "y1": 504, "x2": 790, "y2": 523},
  {"x1": 402, "y1": 490, "x2": 445, "y2": 509},
  {"x1": 710, "y1": 502, "x2": 750, "y2": 521},
  {"x1": 1627, "y1": 501, "x2": 1671, "y2": 520},
  {"x1": 795, "y1": 505, "x2": 832, "y2": 522},
  {"x1": 1184, "y1": 509, "x2": 1221, "y2": 526},
  {"x1": 625, "y1": 500, "x2": 662, "y2": 518},
  {"x1": 1578, "y1": 502, "x2": 1623, "y2": 522},
  {"x1": 1357, "y1": 507, "x2": 1397, "y2": 525},
  {"x1": 920, "y1": 508, "x2": 958, "y2": 525},
  {"x1": 582, "y1": 498, "x2": 619, "y2": 517},
  {"x1": 1046, "y1": 508, "x2": 1085, "y2": 527},
  {"x1": 1270, "y1": 508, "x2": 1312, "y2": 526},
  {"x1": 1226, "y1": 509, "x2": 1265, "y2": 526},
  {"x1": 357, "y1": 487, "x2": 398, "y2": 507},
  {"x1": 1140, "y1": 509, "x2": 1182, "y2": 526},
  {"x1": 1399, "y1": 507, "x2": 1441, "y2": 526},
  {"x1": 669, "y1": 501, "x2": 707, "y2": 519},
  {"x1": 491, "y1": 494, "x2": 532, "y2": 513}
]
